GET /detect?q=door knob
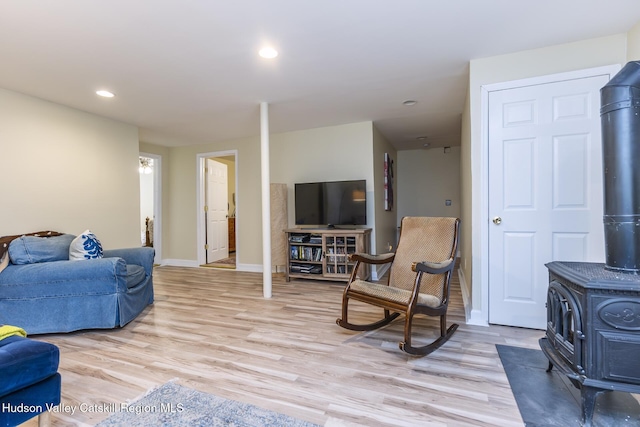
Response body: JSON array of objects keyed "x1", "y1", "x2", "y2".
[{"x1": 493, "y1": 217, "x2": 502, "y2": 225}]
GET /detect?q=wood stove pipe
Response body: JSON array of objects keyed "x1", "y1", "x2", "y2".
[{"x1": 600, "y1": 61, "x2": 640, "y2": 272}]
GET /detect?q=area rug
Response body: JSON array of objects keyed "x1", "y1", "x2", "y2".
[
  {"x1": 95, "y1": 381, "x2": 319, "y2": 427},
  {"x1": 497, "y1": 344, "x2": 640, "y2": 427}
]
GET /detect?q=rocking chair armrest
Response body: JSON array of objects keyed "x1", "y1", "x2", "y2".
[
  {"x1": 349, "y1": 252, "x2": 395, "y2": 265},
  {"x1": 412, "y1": 258, "x2": 455, "y2": 275}
]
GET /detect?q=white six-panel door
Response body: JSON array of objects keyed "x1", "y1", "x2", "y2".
[
  {"x1": 206, "y1": 158, "x2": 229, "y2": 263},
  {"x1": 488, "y1": 74, "x2": 608, "y2": 329}
]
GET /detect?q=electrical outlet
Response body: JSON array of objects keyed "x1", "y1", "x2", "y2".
[{"x1": 445, "y1": 199, "x2": 452, "y2": 206}]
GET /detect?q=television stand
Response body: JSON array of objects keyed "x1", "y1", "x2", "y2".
[{"x1": 285, "y1": 228, "x2": 372, "y2": 282}]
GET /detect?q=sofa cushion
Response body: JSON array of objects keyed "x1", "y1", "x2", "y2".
[
  {"x1": 0, "y1": 336, "x2": 60, "y2": 397},
  {"x1": 126, "y1": 264, "x2": 146, "y2": 289},
  {"x1": 8, "y1": 234, "x2": 75, "y2": 265},
  {"x1": 0, "y1": 231, "x2": 64, "y2": 263},
  {"x1": 69, "y1": 230, "x2": 104, "y2": 261}
]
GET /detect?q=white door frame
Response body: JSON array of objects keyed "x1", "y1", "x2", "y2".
[
  {"x1": 196, "y1": 150, "x2": 238, "y2": 266},
  {"x1": 140, "y1": 151, "x2": 162, "y2": 264},
  {"x1": 475, "y1": 64, "x2": 622, "y2": 326}
]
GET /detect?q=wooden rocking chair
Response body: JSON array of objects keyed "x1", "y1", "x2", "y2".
[{"x1": 336, "y1": 216, "x2": 460, "y2": 356}]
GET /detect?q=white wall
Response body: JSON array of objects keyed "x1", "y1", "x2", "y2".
[
  {"x1": 0, "y1": 87, "x2": 141, "y2": 248},
  {"x1": 271, "y1": 122, "x2": 376, "y2": 257},
  {"x1": 372, "y1": 125, "x2": 397, "y2": 257},
  {"x1": 157, "y1": 121, "x2": 375, "y2": 267},
  {"x1": 162, "y1": 136, "x2": 260, "y2": 264},
  {"x1": 397, "y1": 147, "x2": 461, "y2": 220},
  {"x1": 271, "y1": 121, "x2": 375, "y2": 230},
  {"x1": 460, "y1": 88, "x2": 472, "y2": 296},
  {"x1": 628, "y1": 21, "x2": 640, "y2": 61}
]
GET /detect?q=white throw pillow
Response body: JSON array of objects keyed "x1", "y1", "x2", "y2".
[{"x1": 69, "y1": 230, "x2": 104, "y2": 261}]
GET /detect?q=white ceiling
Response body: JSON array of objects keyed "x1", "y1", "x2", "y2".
[{"x1": 1, "y1": 1, "x2": 640, "y2": 150}]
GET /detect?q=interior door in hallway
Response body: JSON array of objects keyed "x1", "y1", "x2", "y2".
[
  {"x1": 206, "y1": 158, "x2": 229, "y2": 263},
  {"x1": 488, "y1": 74, "x2": 608, "y2": 329}
]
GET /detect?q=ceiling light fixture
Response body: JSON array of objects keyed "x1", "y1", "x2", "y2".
[
  {"x1": 96, "y1": 90, "x2": 115, "y2": 98},
  {"x1": 139, "y1": 157, "x2": 153, "y2": 174},
  {"x1": 402, "y1": 100, "x2": 417, "y2": 106},
  {"x1": 259, "y1": 47, "x2": 278, "y2": 59}
]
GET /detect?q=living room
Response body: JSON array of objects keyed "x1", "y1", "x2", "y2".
[{"x1": 2, "y1": 2, "x2": 640, "y2": 426}]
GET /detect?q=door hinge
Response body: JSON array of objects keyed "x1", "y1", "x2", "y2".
[
  {"x1": 205, "y1": 244, "x2": 209, "y2": 250},
  {"x1": 204, "y1": 205, "x2": 208, "y2": 212}
]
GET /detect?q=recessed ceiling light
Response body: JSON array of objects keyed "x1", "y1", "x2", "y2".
[
  {"x1": 423, "y1": 143, "x2": 431, "y2": 148},
  {"x1": 416, "y1": 136, "x2": 428, "y2": 140},
  {"x1": 259, "y1": 47, "x2": 278, "y2": 59},
  {"x1": 402, "y1": 100, "x2": 417, "y2": 106},
  {"x1": 96, "y1": 90, "x2": 115, "y2": 98}
]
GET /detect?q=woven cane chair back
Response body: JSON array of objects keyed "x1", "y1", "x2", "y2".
[{"x1": 388, "y1": 217, "x2": 457, "y2": 301}]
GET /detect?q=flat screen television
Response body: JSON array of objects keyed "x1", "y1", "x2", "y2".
[{"x1": 295, "y1": 179, "x2": 367, "y2": 227}]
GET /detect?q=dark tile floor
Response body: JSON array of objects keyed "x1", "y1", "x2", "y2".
[{"x1": 497, "y1": 345, "x2": 640, "y2": 427}]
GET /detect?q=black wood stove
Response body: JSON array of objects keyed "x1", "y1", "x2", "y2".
[
  {"x1": 540, "y1": 61, "x2": 640, "y2": 426},
  {"x1": 540, "y1": 262, "x2": 640, "y2": 426}
]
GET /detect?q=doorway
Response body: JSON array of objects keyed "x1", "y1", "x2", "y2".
[
  {"x1": 480, "y1": 65, "x2": 621, "y2": 329},
  {"x1": 139, "y1": 152, "x2": 162, "y2": 264},
  {"x1": 196, "y1": 151, "x2": 237, "y2": 268}
]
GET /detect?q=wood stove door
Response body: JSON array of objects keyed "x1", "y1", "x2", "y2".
[{"x1": 488, "y1": 74, "x2": 608, "y2": 329}]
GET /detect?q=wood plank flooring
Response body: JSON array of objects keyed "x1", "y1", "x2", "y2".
[{"x1": 21, "y1": 266, "x2": 544, "y2": 426}]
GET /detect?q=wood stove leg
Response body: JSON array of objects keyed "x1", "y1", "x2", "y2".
[
  {"x1": 546, "y1": 361, "x2": 553, "y2": 372},
  {"x1": 580, "y1": 386, "x2": 602, "y2": 427}
]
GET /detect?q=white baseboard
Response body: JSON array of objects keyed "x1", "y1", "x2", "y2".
[
  {"x1": 458, "y1": 267, "x2": 471, "y2": 323},
  {"x1": 458, "y1": 267, "x2": 488, "y2": 327},
  {"x1": 467, "y1": 310, "x2": 489, "y2": 327},
  {"x1": 160, "y1": 259, "x2": 200, "y2": 268},
  {"x1": 236, "y1": 263, "x2": 262, "y2": 273},
  {"x1": 160, "y1": 259, "x2": 264, "y2": 273},
  {"x1": 371, "y1": 263, "x2": 391, "y2": 281}
]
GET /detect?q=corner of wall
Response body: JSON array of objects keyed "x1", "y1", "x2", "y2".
[{"x1": 626, "y1": 20, "x2": 640, "y2": 61}]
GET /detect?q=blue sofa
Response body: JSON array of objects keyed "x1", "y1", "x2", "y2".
[{"x1": 0, "y1": 233, "x2": 154, "y2": 334}]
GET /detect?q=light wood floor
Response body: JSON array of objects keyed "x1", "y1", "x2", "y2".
[{"x1": 22, "y1": 266, "x2": 543, "y2": 427}]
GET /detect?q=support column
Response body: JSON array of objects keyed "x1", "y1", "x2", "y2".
[{"x1": 260, "y1": 102, "x2": 272, "y2": 298}]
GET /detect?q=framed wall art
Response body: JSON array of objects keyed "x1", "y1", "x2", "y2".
[{"x1": 384, "y1": 152, "x2": 394, "y2": 211}]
